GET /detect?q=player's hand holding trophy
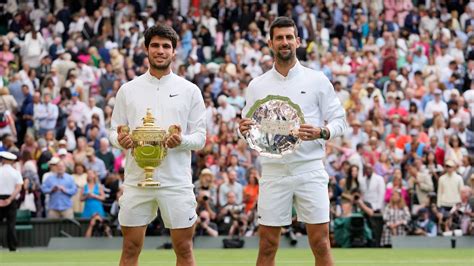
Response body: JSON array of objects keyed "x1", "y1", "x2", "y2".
[{"x1": 118, "y1": 108, "x2": 180, "y2": 187}]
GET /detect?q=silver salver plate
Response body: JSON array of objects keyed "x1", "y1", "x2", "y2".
[{"x1": 245, "y1": 95, "x2": 305, "y2": 158}]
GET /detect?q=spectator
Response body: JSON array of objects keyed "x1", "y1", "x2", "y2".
[
  {"x1": 243, "y1": 168, "x2": 259, "y2": 213},
  {"x1": 86, "y1": 97, "x2": 105, "y2": 127},
  {"x1": 403, "y1": 129, "x2": 426, "y2": 165},
  {"x1": 381, "y1": 190, "x2": 411, "y2": 247},
  {"x1": 195, "y1": 210, "x2": 218, "y2": 237},
  {"x1": 41, "y1": 161, "x2": 77, "y2": 219},
  {"x1": 359, "y1": 164, "x2": 386, "y2": 212},
  {"x1": 95, "y1": 138, "x2": 115, "y2": 174},
  {"x1": 0, "y1": 152, "x2": 23, "y2": 252},
  {"x1": 374, "y1": 152, "x2": 395, "y2": 183},
  {"x1": 85, "y1": 213, "x2": 112, "y2": 238},
  {"x1": 217, "y1": 191, "x2": 247, "y2": 236},
  {"x1": 334, "y1": 189, "x2": 374, "y2": 248},
  {"x1": 72, "y1": 137, "x2": 87, "y2": 164},
  {"x1": 232, "y1": 139, "x2": 252, "y2": 169},
  {"x1": 445, "y1": 135, "x2": 468, "y2": 168},
  {"x1": 461, "y1": 156, "x2": 474, "y2": 184},
  {"x1": 227, "y1": 154, "x2": 246, "y2": 186},
  {"x1": 424, "y1": 89, "x2": 448, "y2": 122},
  {"x1": 408, "y1": 158, "x2": 434, "y2": 207},
  {"x1": 218, "y1": 170, "x2": 243, "y2": 206},
  {"x1": 57, "y1": 148, "x2": 74, "y2": 173},
  {"x1": 67, "y1": 92, "x2": 88, "y2": 129},
  {"x1": 426, "y1": 136, "x2": 446, "y2": 166},
  {"x1": 216, "y1": 95, "x2": 236, "y2": 123},
  {"x1": 194, "y1": 168, "x2": 218, "y2": 207},
  {"x1": 80, "y1": 170, "x2": 105, "y2": 218},
  {"x1": 340, "y1": 164, "x2": 360, "y2": 194},
  {"x1": 412, "y1": 208, "x2": 437, "y2": 237},
  {"x1": 35, "y1": 92, "x2": 58, "y2": 137},
  {"x1": 437, "y1": 160, "x2": 464, "y2": 213},
  {"x1": 83, "y1": 147, "x2": 107, "y2": 182},
  {"x1": 72, "y1": 163, "x2": 87, "y2": 215},
  {"x1": 445, "y1": 186, "x2": 472, "y2": 235},
  {"x1": 56, "y1": 118, "x2": 83, "y2": 152},
  {"x1": 384, "y1": 169, "x2": 409, "y2": 205},
  {"x1": 0, "y1": 87, "x2": 18, "y2": 115},
  {"x1": 344, "y1": 120, "x2": 368, "y2": 150}
]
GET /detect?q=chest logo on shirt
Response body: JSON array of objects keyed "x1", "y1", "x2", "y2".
[{"x1": 169, "y1": 94, "x2": 179, "y2": 98}]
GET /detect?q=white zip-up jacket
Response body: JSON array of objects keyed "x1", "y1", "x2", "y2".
[
  {"x1": 109, "y1": 71, "x2": 206, "y2": 187},
  {"x1": 242, "y1": 61, "x2": 347, "y2": 176}
]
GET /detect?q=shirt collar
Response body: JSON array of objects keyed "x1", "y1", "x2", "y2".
[
  {"x1": 145, "y1": 69, "x2": 174, "y2": 85},
  {"x1": 271, "y1": 60, "x2": 303, "y2": 81}
]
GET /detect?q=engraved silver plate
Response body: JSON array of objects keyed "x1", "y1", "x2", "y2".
[{"x1": 245, "y1": 95, "x2": 305, "y2": 158}]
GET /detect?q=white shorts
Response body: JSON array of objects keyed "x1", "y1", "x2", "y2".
[
  {"x1": 258, "y1": 169, "x2": 330, "y2": 226},
  {"x1": 118, "y1": 185, "x2": 197, "y2": 229}
]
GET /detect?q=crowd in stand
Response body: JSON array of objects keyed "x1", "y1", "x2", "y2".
[{"x1": 0, "y1": 0, "x2": 473, "y2": 247}]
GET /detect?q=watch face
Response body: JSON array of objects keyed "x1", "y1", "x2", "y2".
[{"x1": 321, "y1": 129, "x2": 327, "y2": 139}]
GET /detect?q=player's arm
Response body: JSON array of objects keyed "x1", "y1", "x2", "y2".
[
  {"x1": 320, "y1": 75, "x2": 348, "y2": 139},
  {"x1": 108, "y1": 86, "x2": 131, "y2": 150},
  {"x1": 238, "y1": 81, "x2": 256, "y2": 138},
  {"x1": 176, "y1": 87, "x2": 206, "y2": 151}
]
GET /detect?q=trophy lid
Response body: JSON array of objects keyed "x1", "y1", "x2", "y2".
[{"x1": 132, "y1": 108, "x2": 167, "y2": 134}]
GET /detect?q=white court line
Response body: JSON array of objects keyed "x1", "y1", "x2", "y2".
[{"x1": 1, "y1": 260, "x2": 473, "y2": 265}]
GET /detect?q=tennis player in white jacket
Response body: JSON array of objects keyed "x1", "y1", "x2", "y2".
[
  {"x1": 109, "y1": 24, "x2": 206, "y2": 266},
  {"x1": 239, "y1": 17, "x2": 347, "y2": 266}
]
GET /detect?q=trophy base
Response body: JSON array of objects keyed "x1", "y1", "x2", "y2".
[{"x1": 137, "y1": 180, "x2": 161, "y2": 187}]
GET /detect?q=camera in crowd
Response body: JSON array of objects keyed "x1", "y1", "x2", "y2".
[
  {"x1": 283, "y1": 226, "x2": 298, "y2": 246},
  {"x1": 88, "y1": 213, "x2": 112, "y2": 237},
  {"x1": 229, "y1": 204, "x2": 244, "y2": 215},
  {"x1": 229, "y1": 204, "x2": 245, "y2": 225}
]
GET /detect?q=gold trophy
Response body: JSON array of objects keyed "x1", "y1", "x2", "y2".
[{"x1": 119, "y1": 109, "x2": 180, "y2": 187}]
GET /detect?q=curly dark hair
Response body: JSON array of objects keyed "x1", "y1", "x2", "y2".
[{"x1": 144, "y1": 24, "x2": 179, "y2": 49}]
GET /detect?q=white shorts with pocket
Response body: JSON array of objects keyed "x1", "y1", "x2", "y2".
[
  {"x1": 257, "y1": 169, "x2": 330, "y2": 226},
  {"x1": 118, "y1": 185, "x2": 197, "y2": 229}
]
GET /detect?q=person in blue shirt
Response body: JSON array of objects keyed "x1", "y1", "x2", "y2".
[
  {"x1": 41, "y1": 161, "x2": 77, "y2": 219},
  {"x1": 404, "y1": 129, "x2": 426, "y2": 165},
  {"x1": 80, "y1": 169, "x2": 106, "y2": 218}
]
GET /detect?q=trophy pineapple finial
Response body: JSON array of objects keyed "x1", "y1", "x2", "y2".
[{"x1": 143, "y1": 108, "x2": 155, "y2": 126}]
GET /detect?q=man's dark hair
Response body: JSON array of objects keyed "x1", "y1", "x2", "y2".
[
  {"x1": 269, "y1": 16, "x2": 298, "y2": 40},
  {"x1": 144, "y1": 24, "x2": 179, "y2": 49}
]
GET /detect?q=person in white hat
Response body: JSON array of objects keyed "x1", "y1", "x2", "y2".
[
  {"x1": 42, "y1": 157, "x2": 60, "y2": 183},
  {"x1": 0, "y1": 151, "x2": 23, "y2": 252},
  {"x1": 216, "y1": 95, "x2": 237, "y2": 123},
  {"x1": 437, "y1": 159, "x2": 464, "y2": 216}
]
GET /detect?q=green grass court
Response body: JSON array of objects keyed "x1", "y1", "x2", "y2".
[{"x1": 1, "y1": 249, "x2": 473, "y2": 266}]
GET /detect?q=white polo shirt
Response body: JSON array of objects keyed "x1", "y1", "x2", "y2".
[
  {"x1": 242, "y1": 61, "x2": 347, "y2": 176},
  {"x1": 0, "y1": 164, "x2": 23, "y2": 195},
  {"x1": 109, "y1": 71, "x2": 206, "y2": 187}
]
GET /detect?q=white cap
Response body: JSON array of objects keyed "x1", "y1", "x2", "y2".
[
  {"x1": 0, "y1": 151, "x2": 17, "y2": 161},
  {"x1": 48, "y1": 157, "x2": 61, "y2": 165},
  {"x1": 57, "y1": 148, "x2": 68, "y2": 156},
  {"x1": 262, "y1": 55, "x2": 273, "y2": 62}
]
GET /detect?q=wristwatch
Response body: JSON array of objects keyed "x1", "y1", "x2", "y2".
[{"x1": 320, "y1": 127, "x2": 329, "y2": 140}]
